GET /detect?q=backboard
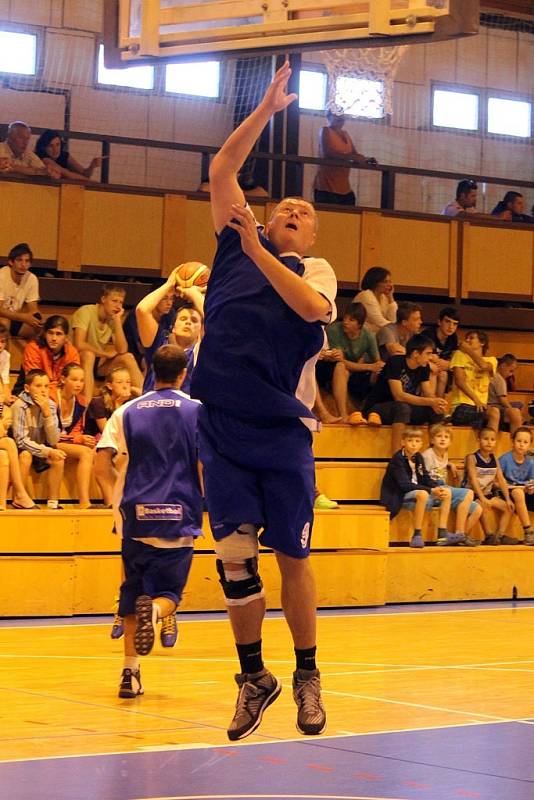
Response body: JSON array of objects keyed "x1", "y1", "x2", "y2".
[{"x1": 103, "y1": 0, "x2": 480, "y2": 66}]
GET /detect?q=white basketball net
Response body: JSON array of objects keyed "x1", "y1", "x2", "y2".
[{"x1": 323, "y1": 46, "x2": 407, "y2": 117}]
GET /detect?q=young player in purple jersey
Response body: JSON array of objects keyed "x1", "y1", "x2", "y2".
[
  {"x1": 95, "y1": 345, "x2": 203, "y2": 698},
  {"x1": 191, "y1": 62, "x2": 337, "y2": 740}
]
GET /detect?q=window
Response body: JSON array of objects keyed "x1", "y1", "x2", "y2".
[
  {"x1": 299, "y1": 69, "x2": 327, "y2": 111},
  {"x1": 487, "y1": 97, "x2": 531, "y2": 138},
  {"x1": 0, "y1": 30, "x2": 37, "y2": 76},
  {"x1": 165, "y1": 60, "x2": 220, "y2": 98},
  {"x1": 97, "y1": 44, "x2": 154, "y2": 90},
  {"x1": 432, "y1": 88, "x2": 479, "y2": 131},
  {"x1": 335, "y1": 76, "x2": 384, "y2": 119}
]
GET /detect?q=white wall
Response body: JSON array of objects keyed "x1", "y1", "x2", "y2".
[{"x1": 0, "y1": 3, "x2": 532, "y2": 212}]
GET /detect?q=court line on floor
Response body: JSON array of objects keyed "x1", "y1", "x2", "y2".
[
  {"x1": 1, "y1": 652, "x2": 533, "y2": 672},
  {"x1": 2, "y1": 603, "x2": 534, "y2": 630},
  {"x1": 322, "y1": 686, "x2": 533, "y2": 725},
  {"x1": 0, "y1": 717, "x2": 520, "y2": 764}
]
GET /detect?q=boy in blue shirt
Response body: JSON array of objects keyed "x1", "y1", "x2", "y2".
[
  {"x1": 191, "y1": 62, "x2": 337, "y2": 740},
  {"x1": 96, "y1": 345, "x2": 203, "y2": 698},
  {"x1": 499, "y1": 427, "x2": 534, "y2": 544}
]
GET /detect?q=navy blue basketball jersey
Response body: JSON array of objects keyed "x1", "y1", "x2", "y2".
[
  {"x1": 97, "y1": 388, "x2": 203, "y2": 540},
  {"x1": 191, "y1": 225, "x2": 336, "y2": 419}
]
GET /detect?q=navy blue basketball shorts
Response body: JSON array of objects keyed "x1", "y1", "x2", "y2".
[
  {"x1": 198, "y1": 404, "x2": 316, "y2": 559},
  {"x1": 119, "y1": 537, "x2": 193, "y2": 616}
]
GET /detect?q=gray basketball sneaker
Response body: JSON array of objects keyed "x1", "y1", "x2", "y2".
[
  {"x1": 293, "y1": 668, "x2": 327, "y2": 735},
  {"x1": 227, "y1": 669, "x2": 281, "y2": 741}
]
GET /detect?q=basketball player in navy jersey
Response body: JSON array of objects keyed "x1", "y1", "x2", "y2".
[
  {"x1": 96, "y1": 344, "x2": 203, "y2": 698},
  {"x1": 191, "y1": 62, "x2": 337, "y2": 739}
]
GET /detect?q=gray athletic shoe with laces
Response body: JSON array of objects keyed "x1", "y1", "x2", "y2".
[
  {"x1": 293, "y1": 668, "x2": 327, "y2": 735},
  {"x1": 227, "y1": 669, "x2": 281, "y2": 741}
]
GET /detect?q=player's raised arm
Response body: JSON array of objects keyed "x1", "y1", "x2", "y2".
[{"x1": 209, "y1": 61, "x2": 297, "y2": 234}]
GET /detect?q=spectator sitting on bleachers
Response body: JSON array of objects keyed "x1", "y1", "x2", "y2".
[
  {"x1": 71, "y1": 286, "x2": 143, "y2": 399},
  {"x1": 422, "y1": 423, "x2": 482, "y2": 545},
  {"x1": 377, "y1": 302, "x2": 422, "y2": 361},
  {"x1": 315, "y1": 302, "x2": 383, "y2": 424},
  {"x1": 0, "y1": 121, "x2": 60, "y2": 180},
  {"x1": 12, "y1": 368, "x2": 66, "y2": 510},
  {"x1": 0, "y1": 401, "x2": 37, "y2": 510},
  {"x1": 171, "y1": 290, "x2": 204, "y2": 395},
  {"x1": 422, "y1": 306, "x2": 460, "y2": 397},
  {"x1": 491, "y1": 192, "x2": 534, "y2": 224},
  {"x1": 380, "y1": 426, "x2": 453, "y2": 549},
  {"x1": 0, "y1": 324, "x2": 12, "y2": 404},
  {"x1": 35, "y1": 130, "x2": 103, "y2": 182},
  {"x1": 463, "y1": 427, "x2": 516, "y2": 545},
  {"x1": 353, "y1": 266, "x2": 397, "y2": 334},
  {"x1": 84, "y1": 366, "x2": 133, "y2": 439},
  {"x1": 19, "y1": 315, "x2": 80, "y2": 402},
  {"x1": 135, "y1": 273, "x2": 178, "y2": 392},
  {"x1": 488, "y1": 354, "x2": 523, "y2": 435},
  {"x1": 499, "y1": 427, "x2": 534, "y2": 544},
  {"x1": 363, "y1": 333, "x2": 447, "y2": 453},
  {"x1": 0, "y1": 243, "x2": 42, "y2": 339},
  {"x1": 442, "y1": 179, "x2": 479, "y2": 217},
  {"x1": 56, "y1": 363, "x2": 105, "y2": 509},
  {"x1": 449, "y1": 330, "x2": 499, "y2": 430}
]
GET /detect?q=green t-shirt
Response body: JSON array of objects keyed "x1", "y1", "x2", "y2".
[
  {"x1": 70, "y1": 304, "x2": 116, "y2": 351},
  {"x1": 326, "y1": 321, "x2": 379, "y2": 363}
]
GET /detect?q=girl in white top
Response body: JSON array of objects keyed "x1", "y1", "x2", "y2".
[{"x1": 353, "y1": 266, "x2": 397, "y2": 333}]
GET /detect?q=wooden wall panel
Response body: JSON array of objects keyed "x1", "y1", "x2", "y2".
[
  {"x1": 57, "y1": 183, "x2": 85, "y2": 272},
  {"x1": 0, "y1": 183, "x2": 60, "y2": 260},
  {"x1": 463, "y1": 224, "x2": 534, "y2": 298},
  {"x1": 81, "y1": 190, "x2": 164, "y2": 269},
  {"x1": 312, "y1": 209, "x2": 361, "y2": 284},
  {"x1": 361, "y1": 213, "x2": 452, "y2": 291}
]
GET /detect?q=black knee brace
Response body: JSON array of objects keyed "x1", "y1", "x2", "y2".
[{"x1": 216, "y1": 557, "x2": 263, "y2": 602}]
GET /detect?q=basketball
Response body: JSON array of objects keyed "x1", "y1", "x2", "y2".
[{"x1": 174, "y1": 261, "x2": 210, "y2": 290}]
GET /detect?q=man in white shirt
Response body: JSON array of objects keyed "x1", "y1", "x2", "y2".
[
  {"x1": 442, "y1": 179, "x2": 479, "y2": 217},
  {"x1": 0, "y1": 243, "x2": 42, "y2": 338},
  {"x1": 0, "y1": 121, "x2": 60, "y2": 179}
]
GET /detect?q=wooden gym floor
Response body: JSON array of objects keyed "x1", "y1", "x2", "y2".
[{"x1": 1, "y1": 602, "x2": 534, "y2": 800}]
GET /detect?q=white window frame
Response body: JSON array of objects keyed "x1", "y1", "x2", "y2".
[
  {"x1": 298, "y1": 68, "x2": 328, "y2": 112},
  {"x1": 96, "y1": 43, "x2": 155, "y2": 91},
  {"x1": 487, "y1": 95, "x2": 532, "y2": 140},
  {"x1": 0, "y1": 27, "x2": 39, "y2": 77},
  {"x1": 164, "y1": 60, "x2": 221, "y2": 99},
  {"x1": 431, "y1": 85, "x2": 480, "y2": 133}
]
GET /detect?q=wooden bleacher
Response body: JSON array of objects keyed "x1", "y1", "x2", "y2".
[
  {"x1": 1, "y1": 422, "x2": 532, "y2": 618},
  {"x1": 2, "y1": 294, "x2": 532, "y2": 617}
]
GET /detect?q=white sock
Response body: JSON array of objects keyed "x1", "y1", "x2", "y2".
[
  {"x1": 123, "y1": 656, "x2": 139, "y2": 671},
  {"x1": 152, "y1": 601, "x2": 161, "y2": 625},
  {"x1": 47, "y1": 500, "x2": 59, "y2": 509}
]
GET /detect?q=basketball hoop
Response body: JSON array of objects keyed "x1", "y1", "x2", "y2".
[{"x1": 323, "y1": 45, "x2": 407, "y2": 117}]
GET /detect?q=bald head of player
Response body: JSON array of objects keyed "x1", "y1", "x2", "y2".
[
  {"x1": 264, "y1": 197, "x2": 317, "y2": 257},
  {"x1": 153, "y1": 344, "x2": 188, "y2": 388}
]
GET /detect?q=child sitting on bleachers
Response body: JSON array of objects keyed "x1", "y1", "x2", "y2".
[
  {"x1": 57, "y1": 362, "x2": 107, "y2": 509},
  {"x1": 499, "y1": 427, "x2": 534, "y2": 545},
  {"x1": 463, "y1": 427, "x2": 516, "y2": 545},
  {"x1": 0, "y1": 324, "x2": 11, "y2": 404},
  {"x1": 12, "y1": 369, "x2": 66, "y2": 510},
  {"x1": 0, "y1": 401, "x2": 37, "y2": 510},
  {"x1": 422, "y1": 423, "x2": 481, "y2": 545},
  {"x1": 380, "y1": 426, "x2": 454, "y2": 549},
  {"x1": 84, "y1": 366, "x2": 133, "y2": 440},
  {"x1": 488, "y1": 354, "x2": 523, "y2": 435}
]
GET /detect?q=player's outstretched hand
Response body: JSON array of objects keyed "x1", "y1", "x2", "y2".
[
  {"x1": 228, "y1": 204, "x2": 262, "y2": 259},
  {"x1": 262, "y1": 61, "x2": 298, "y2": 114}
]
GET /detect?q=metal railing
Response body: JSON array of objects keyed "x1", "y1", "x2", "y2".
[{"x1": 3, "y1": 124, "x2": 534, "y2": 211}]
